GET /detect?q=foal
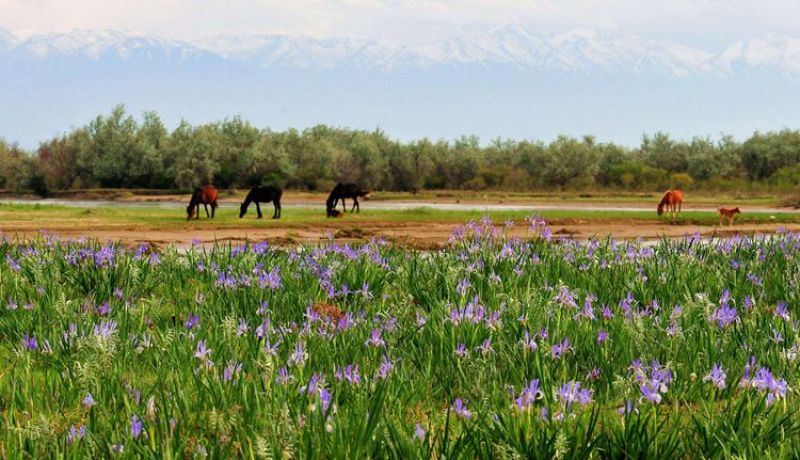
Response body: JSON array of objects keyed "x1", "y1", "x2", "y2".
[{"x1": 718, "y1": 207, "x2": 741, "y2": 227}]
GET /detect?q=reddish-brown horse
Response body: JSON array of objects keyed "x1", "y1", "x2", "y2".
[
  {"x1": 657, "y1": 189, "x2": 684, "y2": 220},
  {"x1": 187, "y1": 186, "x2": 219, "y2": 220},
  {"x1": 718, "y1": 207, "x2": 741, "y2": 227}
]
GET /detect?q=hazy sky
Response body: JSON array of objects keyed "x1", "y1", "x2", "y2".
[
  {"x1": 2, "y1": 0, "x2": 799, "y2": 148},
  {"x1": 2, "y1": 0, "x2": 799, "y2": 45}
]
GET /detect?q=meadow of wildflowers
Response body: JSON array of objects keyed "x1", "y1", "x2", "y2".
[{"x1": 2, "y1": 217, "x2": 800, "y2": 458}]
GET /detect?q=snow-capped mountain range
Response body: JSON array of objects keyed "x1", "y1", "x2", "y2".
[
  {"x1": 2, "y1": 26, "x2": 799, "y2": 150},
  {"x1": 2, "y1": 26, "x2": 800, "y2": 77}
]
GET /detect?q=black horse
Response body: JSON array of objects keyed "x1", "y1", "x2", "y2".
[
  {"x1": 239, "y1": 186, "x2": 283, "y2": 219},
  {"x1": 326, "y1": 183, "x2": 370, "y2": 217}
]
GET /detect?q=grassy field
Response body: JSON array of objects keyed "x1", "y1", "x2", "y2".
[
  {"x1": 366, "y1": 189, "x2": 792, "y2": 206},
  {"x1": 1, "y1": 217, "x2": 800, "y2": 457},
  {"x1": 3, "y1": 188, "x2": 795, "y2": 207},
  {"x1": 1, "y1": 202, "x2": 798, "y2": 230}
]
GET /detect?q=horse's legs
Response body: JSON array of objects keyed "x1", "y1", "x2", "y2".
[
  {"x1": 340, "y1": 198, "x2": 347, "y2": 213},
  {"x1": 256, "y1": 202, "x2": 263, "y2": 219},
  {"x1": 273, "y1": 200, "x2": 280, "y2": 219},
  {"x1": 211, "y1": 203, "x2": 217, "y2": 219},
  {"x1": 351, "y1": 198, "x2": 358, "y2": 213},
  {"x1": 195, "y1": 204, "x2": 200, "y2": 220}
]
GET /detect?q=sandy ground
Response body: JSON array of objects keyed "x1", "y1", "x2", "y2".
[{"x1": 2, "y1": 218, "x2": 798, "y2": 249}]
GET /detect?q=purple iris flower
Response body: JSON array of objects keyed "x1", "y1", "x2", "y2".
[
  {"x1": 703, "y1": 363, "x2": 727, "y2": 390},
  {"x1": 709, "y1": 304, "x2": 737, "y2": 329},
  {"x1": 520, "y1": 331, "x2": 537, "y2": 352},
  {"x1": 415, "y1": 312, "x2": 427, "y2": 327},
  {"x1": 638, "y1": 360, "x2": 672, "y2": 404},
  {"x1": 414, "y1": 424, "x2": 426, "y2": 441},
  {"x1": 319, "y1": 388, "x2": 332, "y2": 413},
  {"x1": 456, "y1": 278, "x2": 471, "y2": 296},
  {"x1": 276, "y1": 367, "x2": 293, "y2": 385},
  {"x1": 774, "y1": 302, "x2": 791, "y2": 321},
  {"x1": 21, "y1": 334, "x2": 37, "y2": 351},
  {"x1": 551, "y1": 337, "x2": 572, "y2": 359},
  {"x1": 749, "y1": 367, "x2": 788, "y2": 405},
  {"x1": 289, "y1": 342, "x2": 307, "y2": 367},
  {"x1": 514, "y1": 379, "x2": 542, "y2": 411},
  {"x1": 6, "y1": 255, "x2": 21, "y2": 272},
  {"x1": 184, "y1": 314, "x2": 200, "y2": 330},
  {"x1": 236, "y1": 320, "x2": 249, "y2": 337},
  {"x1": 556, "y1": 381, "x2": 593, "y2": 410},
  {"x1": 130, "y1": 414, "x2": 143, "y2": 440},
  {"x1": 223, "y1": 361, "x2": 243, "y2": 383},
  {"x1": 97, "y1": 302, "x2": 112, "y2": 316},
  {"x1": 193, "y1": 340, "x2": 213, "y2": 368},
  {"x1": 452, "y1": 398, "x2": 472, "y2": 419},
  {"x1": 67, "y1": 425, "x2": 86, "y2": 444},
  {"x1": 377, "y1": 355, "x2": 394, "y2": 380},
  {"x1": 335, "y1": 364, "x2": 361, "y2": 385},
  {"x1": 476, "y1": 338, "x2": 493, "y2": 355},
  {"x1": 597, "y1": 329, "x2": 608, "y2": 344},
  {"x1": 365, "y1": 329, "x2": 385, "y2": 348}
]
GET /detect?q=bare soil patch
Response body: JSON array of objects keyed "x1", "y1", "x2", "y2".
[{"x1": 3, "y1": 218, "x2": 798, "y2": 249}]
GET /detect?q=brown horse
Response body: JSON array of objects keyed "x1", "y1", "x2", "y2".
[
  {"x1": 187, "y1": 186, "x2": 219, "y2": 220},
  {"x1": 657, "y1": 189, "x2": 684, "y2": 220},
  {"x1": 718, "y1": 207, "x2": 741, "y2": 227}
]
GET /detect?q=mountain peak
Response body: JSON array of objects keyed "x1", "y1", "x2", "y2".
[{"x1": 1, "y1": 27, "x2": 799, "y2": 76}]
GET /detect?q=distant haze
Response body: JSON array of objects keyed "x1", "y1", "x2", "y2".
[{"x1": 1, "y1": 19, "x2": 799, "y2": 149}]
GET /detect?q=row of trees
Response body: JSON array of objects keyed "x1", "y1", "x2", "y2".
[{"x1": 2, "y1": 106, "x2": 800, "y2": 195}]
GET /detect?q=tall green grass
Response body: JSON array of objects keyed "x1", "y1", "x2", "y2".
[{"x1": 1, "y1": 220, "x2": 800, "y2": 457}]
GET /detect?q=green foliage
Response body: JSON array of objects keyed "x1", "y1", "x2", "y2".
[
  {"x1": 5, "y1": 107, "x2": 800, "y2": 193},
  {"x1": 3, "y1": 221, "x2": 800, "y2": 457}
]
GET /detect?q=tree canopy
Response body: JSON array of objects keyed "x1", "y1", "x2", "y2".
[{"x1": 2, "y1": 105, "x2": 799, "y2": 195}]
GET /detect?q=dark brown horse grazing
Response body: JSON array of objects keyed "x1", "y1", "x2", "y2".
[
  {"x1": 187, "y1": 186, "x2": 219, "y2": 220},
  {"x1": 240, "y1": 186, "x2": 283, "y2": 219},
  {"x1": 657, "y1": 189, "x2": 684, "y2": 220},
  {"x1": 326, "y1": 183, "x2": 370, "y2": 217}
]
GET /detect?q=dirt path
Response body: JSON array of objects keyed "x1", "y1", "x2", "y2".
[{"x1": 3, "y1": 218, "x2": 798, "y2": 249}]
